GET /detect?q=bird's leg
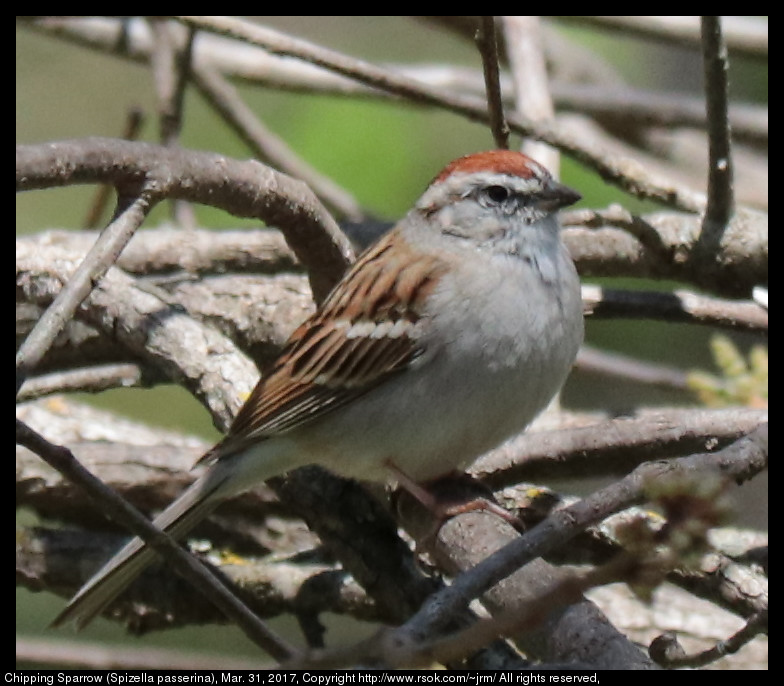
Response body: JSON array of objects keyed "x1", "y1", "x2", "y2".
[{"x1": 385, "y1": 461, "x2": 525, "y2": 551}]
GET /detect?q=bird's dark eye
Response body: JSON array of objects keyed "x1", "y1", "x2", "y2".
[{"x1": 485, "y1": 185, "x2": 510, "y2": 203}]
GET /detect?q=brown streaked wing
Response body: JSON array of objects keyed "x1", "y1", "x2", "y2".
[{"x1": 209, "y1": 229, "x2": 447, "y2": 461}]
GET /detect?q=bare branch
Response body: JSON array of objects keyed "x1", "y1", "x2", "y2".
[
  {"x1": 17, "y1": 363, "x2": 147, "y2": 401},
  {"x1": 23, "y1": 17, "x2": 764, "y2": 213},
  {"x1": 16, "y1": 637, "x2": 264, "y2": 670},
  {"x1": 400, "y1": 484, "x2": 656, "y2": 668},
  {"x1": 553, "y1": 16, "x2": 767, "y2": 60},
  {"x1": 18, "y1": 226, "x2": 301, "y2": 277},
  {"x1": 581, "y1": 284, "x2": 768, "y2": 334},
  {"x1": 395, "y1": 425, "x2": 767, "y2": 647},
  {"x1": 16, "y1": 182, "x2": 160, "y2": 392},
  {"x1": 83, "y1": 107, "x2": 146, "y2": 229},
  {"x1": 405, "y1": 555, "x2": 655, "y2": 669},
  {"x1": 472, "y1": 407, "x2": 767, "y2": 485},
  {"x1": 149, "y1": 18, "x2": 193, "y2": 146},
  {"x1": 18, "y1": 524, "x2": 376, "y2": 633},
  {"x1": 551, "y1": 83, "x2": 766, "y2": 148},
  {"x1": 148, "y1": 18, "x2": 197, "y2": 227},
  {"x1": 651, "y1": 610, "x2": 767, "y2": 668},
  {"x1": 530, "y1": 495, "x2": 769, "y2": 621},
  {"x1": 16, "y1": 224, "x2": 766, "y2": 404},
  {"x1": 16, "y1": 138, "x2": 355, "y2": 303},
  {"x1": 475, "y1": 17, "x2": 509, "y2": 149},
  {"x1": 18, "y1": 395, "x2": 766, "y2": 666},
  {"x1": 575, "y1": 345, "x2": 689, "y2": 391},
  {"x1": 701, "y1": 16, "x2": 734, "y2": 233},
  {"x1": 22, "y1": 17, "x2": 767, "y2": 149},
  {"x1": 16, "y1": 16, "x2": 768, "y2": 669},
  {"x1": 16, "y1": 419, "x2": 297, "y2": 661},
  {"x1": 17, "y1": 238, "x2": 262, "y2": 428},
  {"x1": 191, "y1": 63, "x2": 365, "y2": 221},
  {"x1": 503, "y1": 16, "x2": 558, "y2": 172},
  {"x1": 669, "y1": 544, "x2": 768, "y2": 620},
  {"x1": 172, "y1": 16, "x2": 708, "y2": 212}
]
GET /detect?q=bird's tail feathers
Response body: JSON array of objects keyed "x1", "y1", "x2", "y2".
[
  {"x1": 51, "y1": 468, "x2": 227, "y2": 629},
  {"x1": 52, "y1": 439, "x2": 300, "y2": 630}
]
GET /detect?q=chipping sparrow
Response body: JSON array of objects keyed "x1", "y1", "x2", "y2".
[{"x1": 54, "y1": 150, "x2": 584, "y2": 628}]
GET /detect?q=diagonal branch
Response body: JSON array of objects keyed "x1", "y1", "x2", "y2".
[
  {"x1": 394, "y1": 424, "x2": 767, "y2": 648},
  {"x1": 173, "y1": 15, "x2": 708, "y2": 212},
  {"x1": 191, "y1": 63, "x2": 365, "y2": 221},
  {"x1": 15, "y1": 182, "x2": 160, "y2": 393},
  {"x1": 16, "y1": 419, "x2": 298, "y2": 662}
]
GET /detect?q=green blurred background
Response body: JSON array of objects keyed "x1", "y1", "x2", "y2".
[{"x1": 16, "y1": 17, "x2": 767, "y2": 667}]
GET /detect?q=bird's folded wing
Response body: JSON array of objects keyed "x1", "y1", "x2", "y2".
[{"x1": 200, "y1": 228, "x2": 447, "y2": 463}]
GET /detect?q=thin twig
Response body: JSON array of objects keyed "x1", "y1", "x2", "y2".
[
  {"x1": 15, "y1": 419, "x2": 298, "y2": 662},
  {"x1": 553, "y1": 16, "x2": 768, "y2": 60},
  {"x1": 17, "y1": 363, "x2": 147, "y2": 401},
  {"x1": 16, "y1": 182, "x2": 160, "y2": 393},
  {"x1": 192, "y1": 63, "x2": 365, "y2": 221},
  {"x1": 149, "y1": 18, "x2": 192, "y2": 145},
  {"x1": 575, "y1": 344, "x2": 689, "y2": 391},
  {"x1": 651, "y1": 609, "x2": 767, "y2": 668},
  {"x1": 18, "y1": 522, "x2": 377, "y2": 633},
  {"x1": 27, "y1": 16, "x2": 760, "y2": 213},
  {"x1": 561, "y1": 205, "x2": 767, "y2": 298},
  {"x1": 83, "y1": 107, "x2": 145, "y2": 229},
  {"x1": 23, "y1": 18, "x2": 768, "y2": 147},
  {"x1": 475, "y1": 16, "x2": 508, "y2": 149},
  {"x1": 581, "y1": 284, "x2": 768, "y2": 334},
  {"x1": 701, "y1": 16, "x2": 734, "y2": 233},
  {"x1": 149, "y1": 18, "x2": 197, "y2": 228},
  {"x1": 172, "y1": 15, "x2": 708, "y2": 213}
]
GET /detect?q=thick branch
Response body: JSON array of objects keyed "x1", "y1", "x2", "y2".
[
  {"x1": 472, "y1": 407, "x2": 768, "y2": 487},
  {"x1": 562, "y1": 205, "x2": 767, "y2": 297},
  {"x1": 394, "y1": 425, "x2": 767, "y2": 652},
  {"x1": 16, "y1": 138, "x2": 354, "y2": 303},
  {"x1": 17, "y1": 238, "x2": 261, "y2": 429}
]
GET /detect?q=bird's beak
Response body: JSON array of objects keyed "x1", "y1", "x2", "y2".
[{"x1": 537, "y1": 179, "x2": 582, "y2": 212}]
